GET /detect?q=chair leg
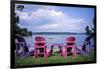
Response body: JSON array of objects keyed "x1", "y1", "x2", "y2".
[
  {"x1": 33, "y1": 49, "x2": 36, "y2": 63},
  {"x1": 64, "y1": 51, "x2": 67, "y2": 58},
  {"x1": 66, "y1": 53, "x2": 67, "y2": 58},
  {"x1": 44, "y1": 53, "x2": 47, "y2": 63},
  {"x1": 34, "y1": 49, "x2": 36, "y2": 58},
  {"x1": 73, "y1": 52, "x2": 76, "y2": 57},
  {"x1": 72, "y1": 48, "x2": 77, "y2": 57}
]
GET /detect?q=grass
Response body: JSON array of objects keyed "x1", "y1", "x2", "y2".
[{"x1": 15, "y1": 52, "x2": 95, "y2": 67}]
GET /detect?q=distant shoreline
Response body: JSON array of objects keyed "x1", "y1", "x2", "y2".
[{"x1": 32, "y1": 32, "x2": 86, "y2": 35}]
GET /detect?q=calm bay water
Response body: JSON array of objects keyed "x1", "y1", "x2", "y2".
[{"x1": 24, "y1": 34, "x2": 87, "y2": 49}]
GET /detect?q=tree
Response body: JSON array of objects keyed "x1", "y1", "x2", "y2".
[
  {"x1": 14, "y1": 5, "x2": 32, "y2": 36},
  {"x1": 28, "y1": 31, "x2": 32, "y2": 36},
  {"x1": 17, "y1": 5, "x2": 24, "y2": 11},
  {"x1": 85, "y1": 26, "x2": 92, "y2": 35},
  {"x1": 92, "y1": 15, "x2": 95, "y2": 33}
]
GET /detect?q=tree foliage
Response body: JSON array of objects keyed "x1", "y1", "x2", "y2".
[
  {"x1": 92, "y1": 16, "x2": 95, "y2": 33},
  {"x1": 85, "y1": 15, "x2": 95, "y2": 35},
  {"x1": 16, "y1": 5, "x2": 24, "y2": 11},
  {"x1": 14, "y1": 5, "x2": 32, "y2": 36},
  {"x1": 85, "y1": 26, "x2": 92, "y2": 35}
]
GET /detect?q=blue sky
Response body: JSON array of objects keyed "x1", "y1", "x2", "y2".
[{"x1": 15, "y1": 4, "x2": 94, "y2": 33}]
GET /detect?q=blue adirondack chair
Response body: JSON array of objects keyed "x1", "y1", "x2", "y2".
[
  {"x1": 76, "y1": 33, "x2": 95, "y2": 56},
  {"x1": 15, "y1": 35, "x2": 29, "y2": 57}
]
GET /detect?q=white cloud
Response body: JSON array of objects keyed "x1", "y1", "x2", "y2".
[
  {"x1": 16, "y1": 8, "x2": 85, "y2": 32},
  {"x1": 16, "y1": 8, "x2": 65, "y2": 20},
  {"x1": 36, "y1": 23, "x2": 59, "y2": 29},
  {"x1": 15, "y1": 11, "x2": 31, "y2": 20}
]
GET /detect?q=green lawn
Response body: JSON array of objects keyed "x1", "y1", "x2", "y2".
[{"x1": 15, "y1": 52, "x2": 95, "y2": 67}]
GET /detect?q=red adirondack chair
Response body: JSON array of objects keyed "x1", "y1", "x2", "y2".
[
  {"x1": 63, "y1": 37, "x2": 77, "y2": 58},
  {"x1": 34, "y1": 36, "x2": 50, "y2": 61}
]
